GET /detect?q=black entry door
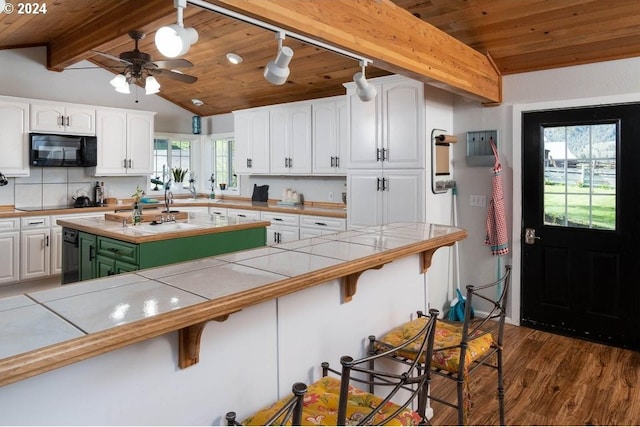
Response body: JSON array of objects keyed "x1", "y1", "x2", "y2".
[{"x1": 521, "y1": 103, "x2": 640, "y2": 349}]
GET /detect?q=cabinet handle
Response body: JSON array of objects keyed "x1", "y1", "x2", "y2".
[
  {"x1": 383, "y1": 148, "x2": 388, "y2": 161},
  {"x1": 247, "y1": 158, "x2": 252, "y2": 168},
  {"x1": 89, "y1": 245, "x2": 95, "y2": 261},
  {"x1": 284, "y1": 157, "x2": 289, "y2": 168},
  {"x1": 288, "y1": 157, "x2": 293, "y2": 168},
  {"x1": 382, "y1": 177, "x2": 388, "y2": 191},
  {"x1": 273, "y1": 218, "x2": 283, "y2": 221},
  {"x1": 128, "y1": 159, "x2": 132, "y2": 168},
  {"x1": 376, "y1": 178, "x2": 382, "y2": 191},
  {"x1": 57, "y1": 115, "x2": 62, "y2": 126},
  {"x1": 123, "y1": 159, "x2": 128, "y2": 168},
  {"x1": 330, "y1": 156, "x2": 335, "y2": 167},
  {"x1": 65, "y1": 116, "x2": 70, "y2": 127},
  {"x1": 314, "y1": 222, "x2": 327, "y2": 226},
  {"x1": 335, "y1": 156, "x2": 340, "y2": 168},
  {"x1": 45, "y1": 235, "x2": 49, "y2": 247},
  {"x1": 27, "y1": 220, "x2": 44, "y2": 225},
  {"x1": 238, "y1": 214, "x2": 246, "y2": 218},
  {"x1": 376, "y1": 148, "x2": 381, "y2": 161}
]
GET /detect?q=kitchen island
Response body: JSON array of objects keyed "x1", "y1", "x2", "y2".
[
  {"x1": 0, "y1": 222, "x2": 466, "y2": 425},
  {"x1": 57, "y1": 213, "x2": 269, "y2": 281}
]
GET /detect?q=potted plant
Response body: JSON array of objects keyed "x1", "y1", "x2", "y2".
[{"x1": 172, "y1": 167, "x2": 188, "y2": 183}]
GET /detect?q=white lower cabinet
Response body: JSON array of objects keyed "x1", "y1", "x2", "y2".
[
  {"x1": 20, "y1": 216, "x2": 51, "y2": 281},
  {"x1": 261, "y1": 211, "x2": 300, "y2": 245},
  {"x1": 347, "y1": 169, "x2": 424, "y2": 228},
  {"x1": 0, "y1": 219, "x2": 20, "y2": 285},
  {"x1": 226, "y1": 208, "x2": 261, "y2": 221},
  {"x1": 299, "y1": 215, "x2": 346, "y2": 238}
]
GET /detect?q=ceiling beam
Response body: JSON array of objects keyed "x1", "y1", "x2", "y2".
[
  {"x1": 48, "y1": 0, "x2": 176, "y2": 71},
  {"x1": 203, "y1": 0, "x2": 502, "y2": 103}
]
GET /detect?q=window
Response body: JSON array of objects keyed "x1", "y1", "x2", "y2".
[
  {"x1": 543, "y1": 123, "x2": 616, "y2": 230},
  {"x1": 152, "y1": 136, "x2": 193, "y2": 188},
  {"x1": 212, "y1": 137, "x2": 237, "y2": 189}
]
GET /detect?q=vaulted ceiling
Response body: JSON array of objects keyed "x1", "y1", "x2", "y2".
[{"x1": 1, "y1": 0, "x2": 639, "y2": 116}]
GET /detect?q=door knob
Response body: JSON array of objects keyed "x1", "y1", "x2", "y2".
[{"x1": 525, "y1": 228, "x2": 541, "y2": 244}]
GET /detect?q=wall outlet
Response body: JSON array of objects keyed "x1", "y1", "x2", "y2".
[
  {"x1": 470, "y1": 195, "x2": 487, "y2": 207},
  {"x1": 328, "y1": 191, "x2": 334, "y2": 201}
]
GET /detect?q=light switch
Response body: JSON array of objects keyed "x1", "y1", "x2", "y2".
[{"x1": 470, "y1": 195, "x2": 486, "y2": 207}]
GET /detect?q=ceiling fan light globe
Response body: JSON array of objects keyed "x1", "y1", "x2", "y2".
[
  {"x1": 115, "y1": 84, "x2": 130, "y2": 94},
  {"x1": 264, "y1": 46, "x2": 293, "y2": 85},
  {"x1": 155, "y1": 24, "x2": 198, "y2": 58},
  {"x1": 145, "y1": 76, "x2": 161, "y2": 95},
  {"x1": 110, "y1": 74, "x2": 128, "y2": 89},
  {"x1": 353, "y1": 71, "x2": 377, "y2": 102}
]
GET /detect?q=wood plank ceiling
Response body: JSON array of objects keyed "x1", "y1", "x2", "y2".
[{"x1": 1, "y1": 0, "x2": 640, "y2": 116}]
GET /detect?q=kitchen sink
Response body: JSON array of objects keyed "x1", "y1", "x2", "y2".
[{"x1": 136, "y1": 222, "x2": 201, "y2": 233}]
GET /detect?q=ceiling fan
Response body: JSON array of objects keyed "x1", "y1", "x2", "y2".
[{"x1": 92, "y1": 30, "x2": 197, "y2": 94}]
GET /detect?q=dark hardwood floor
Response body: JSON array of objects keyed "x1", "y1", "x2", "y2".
[{"x1": 428, "y1": 324, "x2": 640, "y2": 425}]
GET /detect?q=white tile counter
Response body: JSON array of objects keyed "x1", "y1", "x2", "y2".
[{"x1": 0, "y1": 222, "x2": 466, "y2": 396}]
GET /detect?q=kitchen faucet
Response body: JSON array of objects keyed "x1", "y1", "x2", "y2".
[
  {"x1": 188, "y1": 178, "x2": 197, "y2": 199},
  {"x1": 164, "y1": 180, "x2": 173, "y2": 214}
]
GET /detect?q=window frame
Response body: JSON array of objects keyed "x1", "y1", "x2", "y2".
[
  {"x1": 151, "y1": 132, "x2": 198, "y2": 195},
  {"x1": 209, "y1": 132, "x2": 238, "y2": 196}
]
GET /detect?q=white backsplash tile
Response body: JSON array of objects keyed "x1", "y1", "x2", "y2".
[
  {"x1": 15, "y1": 168, "x2": 42, "y2": 184},
  {"x1": 42, "y1": 168, "x2": 67, "y2": 184},
  {"x1": 43, "y1": 183, "x2": 69, "y2": 207},
  {"x1": 15, "y1": 183, "x2": 43, "y2": 207}
]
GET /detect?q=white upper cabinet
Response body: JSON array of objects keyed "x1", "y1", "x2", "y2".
[
  {"x1": 30, "y1": 102, "x2": 96, "y2": 135},
  {"x1": 0, "y1": 96, "x2": 30, "y2": 176},
  {"x1": 234, "y1": 108, "x2": 270, "y2": 174},
  {"x1": 269, "y1": 102, "x2": 312, "y2": 174},
  {"x1": 93, "y1": 109, "x2": 154, "y2": 176},
  {"x1": 347, "y1": 76, "x2": 424, "y2": 169},
  {"x1": 312, "y1": 97, "x2": 348, "y2": 175}
]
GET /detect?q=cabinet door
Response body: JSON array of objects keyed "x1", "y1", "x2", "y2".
[
  {"x1": 79, "y1": 232, "x2": 97, "y2": 281},
  {"x1": 0, "y1": 231, "x2": 19, "y2": 284},
  {"x1": 234, "y1": 109, "x2": 270, "y2": 174},
  {"x1": 383, "y1": 170, "x2": 424, "y2": 224},
  {"x1": 65, "y1": 106, "x2": 96, "y2": 135},
  {"x1": 233, "y1": 112, "x2": 251, "y2": 174},
  {"x1": 347, "y1": 171, "x2": 384, "y2": 228},
  {"x1": 288, "y1": 104, "x2": 312, "y2": 174},
  {"x1": 0, "y1": 99, "x2": 29, "y2": 176},
  {"x1": 20, "y1": 229, "x2": 50, "y2": 280},
  {"x1": 96, "y1": 254, "x2": 115, "y2": 278},
  {"x1": 383, "y1": 80, "x2": 424, "y2": 169},
  {"x1": 336, "y1": 98, "x2": 349, "y2": 174},
  {"x1": 269, "y1": 107, "x2": 289, "y2": 174},
  {"x1": 95, "y1": 109, "x2": 128, "y2": 174},
  {"x1": 126, "y1": 112, "x2": 154, "y2": 174},
  {"x1": 312, "y1": 100, "x2": 338, "y2": 174},
  {"x1": 50, "y1": 226, "x2": 63, "y2": 276},
  {"x1": 30, "y1": 103, "x2": 65, "y2": 133},
  {"x1": 348, "y1": 88, "x2": 381, "y2": 169},
  {"x1": 114, "y1": 260, "x2": 138, "y2": 275},
  {"x1": 266, "y1": 225, "x2": 299, "y2": 245}
]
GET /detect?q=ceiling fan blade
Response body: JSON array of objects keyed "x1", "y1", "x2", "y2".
[
  {"x1": 154, "y1": 69, "x2": 198, "y2": 84},
  {"x1": 91, "y1": 50, "x2": 132, "y2": 65},
  {"x1": 152, "y1": 59, "x2": 193, "y2": 69}
]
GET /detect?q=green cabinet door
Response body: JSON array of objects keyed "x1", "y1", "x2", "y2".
[
  {"x1": 96, "y1": 254, "x2": 138, "y2": 278},
  {"x1": 79, "y1": 232, "x2": 97, "y2": 281}
]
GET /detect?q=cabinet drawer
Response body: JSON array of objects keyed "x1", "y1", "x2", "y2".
[
  {"x1": 300, "y1": 215, "x2": 346, "y2": 232},
  {"x1": 96, "y1": 236, "x2": 138, "y2": 264},
  {"x1": 261, "y1": 211, "x2": 300, "y2": 226},
  {"x1": 227, "y1": 209, "x2": 261, "y2": 221},
  {"x1": 0, "y1": 218, "x2": 20, "y2": 232},
  {"x1": 21, "y1": 216, "x2": 50, "y2": 229}
]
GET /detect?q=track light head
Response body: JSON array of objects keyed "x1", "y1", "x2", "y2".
[
  {"x1": 353, "y1": 71, "x2": 376, "y2": 102},
  {"x1": 155, "y1": 0, "x2": 198, "y2": 58},
  {"x1": 264, "y1": 32, "x2": 294, "y2": 85}
]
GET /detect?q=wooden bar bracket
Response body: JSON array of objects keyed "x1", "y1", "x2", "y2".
[
  {"x1": 342, "y1": 265, "x2": 385, "y2": 303},
  {"x1": 178, "y1": 312, "x2": 236, "y2": 369}
]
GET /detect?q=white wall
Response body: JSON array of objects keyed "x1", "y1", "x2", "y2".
[{"x1": 451, "y1": 57, "x2": 640, "y2": 323}]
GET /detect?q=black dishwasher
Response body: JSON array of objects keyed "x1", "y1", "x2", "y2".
[{"x1": 62, "y1": 228, "x2": 79, "y2": 284}]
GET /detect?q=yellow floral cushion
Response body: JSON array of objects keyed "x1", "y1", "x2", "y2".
[
  {"x1": 243, "y1": 377, "x2": 422, "y2": 426},
  {"x1": 376, "y1": 318, "x2": 494, "y2": 374}
]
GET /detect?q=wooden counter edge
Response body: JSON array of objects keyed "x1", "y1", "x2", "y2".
[{"x1": 0, "y1": 227, "x2": 467, "y2": 387}]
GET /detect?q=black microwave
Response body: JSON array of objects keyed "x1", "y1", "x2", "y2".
[{"x1": 30, "y1": 133, "x2": 97, "y2": 167}]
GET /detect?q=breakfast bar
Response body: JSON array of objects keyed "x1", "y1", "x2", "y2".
[{"x1": 0, "y1": 222, "x2": 466, "y2": 425}]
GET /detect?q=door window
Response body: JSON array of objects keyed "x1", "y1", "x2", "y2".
[{"x1": 543, "y1": 123, "x2": 616, "y2": 230}]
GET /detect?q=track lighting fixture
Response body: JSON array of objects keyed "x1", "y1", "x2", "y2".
[
  {"x1": 264, "y1": 32, "x2": 294, "y2": 85},
  {"x1": 353, "y1": 60, "x2": 377, "y2": 102},
  {"x1": 155, "y1": 0, "x2": 199, "y2": 58}
]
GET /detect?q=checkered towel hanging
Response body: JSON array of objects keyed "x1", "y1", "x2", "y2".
[{"x1": 485, "y1": 138, "x2": 509, "y2": 255}]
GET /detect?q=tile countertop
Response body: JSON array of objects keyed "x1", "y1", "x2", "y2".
[
  {"x1": 0, "y1": 222, "x2": 467, "y2": 387},
  {"x1": 56, "y1": 213, "x2": 271, "y2": 244},
  {"x1": 0, "y1": 197, "x2": 347, "y2": 219}
]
